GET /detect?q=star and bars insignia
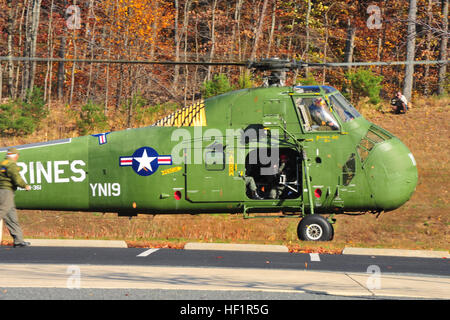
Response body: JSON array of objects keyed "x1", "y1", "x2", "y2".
[{"x1": 120, "y1": 146, "x2": 172, "y2": 176}]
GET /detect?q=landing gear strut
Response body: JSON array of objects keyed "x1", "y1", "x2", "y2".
[{"x1": 297, "y1": 214, "x2": 334, "y2": 241}]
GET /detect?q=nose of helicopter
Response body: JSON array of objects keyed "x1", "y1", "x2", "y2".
[{"x1": 364, "y1": 139, "x2": 418, "y2": 211}]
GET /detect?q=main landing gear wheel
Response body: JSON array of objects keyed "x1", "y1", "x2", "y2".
[{"x1": 297, "y1": 215, "x2": 334, "y2": 241}]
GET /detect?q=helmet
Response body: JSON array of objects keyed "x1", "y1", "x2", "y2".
[{"x1": 314, "y1": 98, "x2": 326, "y2": 106}]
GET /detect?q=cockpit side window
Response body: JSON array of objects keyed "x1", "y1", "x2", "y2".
[
  {"x1": 294, "y1": 97, "x2": 340, "y2": 132},
  {"x1": 329, "y1": 93, "x2": 361, "y2": 122}
]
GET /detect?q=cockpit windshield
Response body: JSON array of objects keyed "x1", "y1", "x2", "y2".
[
  {"x1": 294, "y1": 96, "x2": 340, "y2": 132},
  {"x1": 328, "y1": 93, "x2": 361, "y2": 122}
]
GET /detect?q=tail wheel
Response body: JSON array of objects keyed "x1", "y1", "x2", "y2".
[{"x1": 297, "y1": 215, "x2": 334, "y2": 241}]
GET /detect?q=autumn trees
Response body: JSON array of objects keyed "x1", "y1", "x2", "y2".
[
  {"x1": 402, "y1": 0, "x2": 416, "y2": 101},
  {"x1": 437, "y1": 0, "x2": 448, "y2": 95},
  {"x1": 0, "y1": 0, "x2": 448, "y2": 117}
]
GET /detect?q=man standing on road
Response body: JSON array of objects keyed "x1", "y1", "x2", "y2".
[{"x1": 0, "y1": 148, "x2": 31, "y2": 248}]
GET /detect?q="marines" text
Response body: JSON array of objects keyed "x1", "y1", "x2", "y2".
[{"x1": 17, "y1": 160, "x2": 86, "y2": 184}]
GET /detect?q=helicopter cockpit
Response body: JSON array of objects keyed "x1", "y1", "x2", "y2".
[
  {"x1": 295, "y1": 96, "x2": 340, "y2": 131},
  {"x1": 293, "y1": 86, "x2": 361, "y2": 132}
]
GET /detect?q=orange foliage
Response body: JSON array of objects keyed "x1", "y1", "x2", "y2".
[{"x1": 0, "y1": 1, "x2": 446, "y2": 111}]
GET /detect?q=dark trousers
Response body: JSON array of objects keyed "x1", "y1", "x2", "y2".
[{"x1": 0, "y1": 189, "x2": 25, "y2": 245}]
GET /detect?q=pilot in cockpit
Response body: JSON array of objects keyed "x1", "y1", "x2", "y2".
[{"x1": 309, "y1": 98, "x2": 339, "y2": 130}]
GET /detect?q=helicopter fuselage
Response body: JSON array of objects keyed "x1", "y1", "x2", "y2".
[{"x1": 5, "y1": 85, "x2": 417, "y2": 220}]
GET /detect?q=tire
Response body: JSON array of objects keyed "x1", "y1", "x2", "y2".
[{"x1": 297, "y1": 215, "x2": 334, "y2": 241}]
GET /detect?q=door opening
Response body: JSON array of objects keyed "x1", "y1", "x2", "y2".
[{"x1": 244, "y1": 148, "x2": 301, "y2": 200}]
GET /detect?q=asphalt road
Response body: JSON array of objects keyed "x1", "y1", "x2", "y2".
[
  {"x1": 0, "y1": 245, "x2": 449, "y2": 303},
  {"x1": 0, "y1": 246, "x2": 448, "y2": 277}
]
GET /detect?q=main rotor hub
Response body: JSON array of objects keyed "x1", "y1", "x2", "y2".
[{"x1": 248, "y1": 58, "x2": 308, "y2": 87}]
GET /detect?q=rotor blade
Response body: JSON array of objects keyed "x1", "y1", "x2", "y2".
[
  {"x1": 0, "y1": 56, "x2": 247, "y2": 67},
  {"x1": 304, "y1": 60, "x2": 449, "y2": 67},
  {"x1": 0, "y1": 56, "x2": 447, "y2": 69}
]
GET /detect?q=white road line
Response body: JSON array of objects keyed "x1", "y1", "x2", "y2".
[
  {"x1": 310, "y1": 253, "x2": 320, "y2": 262},
  {"x1": 137, "y1": 248, "x2": 159, "y2": 257}
]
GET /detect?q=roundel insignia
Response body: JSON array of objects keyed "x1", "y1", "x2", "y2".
[{"x1": 120, "y1": 147, "x2": 172, "y2": 176}]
